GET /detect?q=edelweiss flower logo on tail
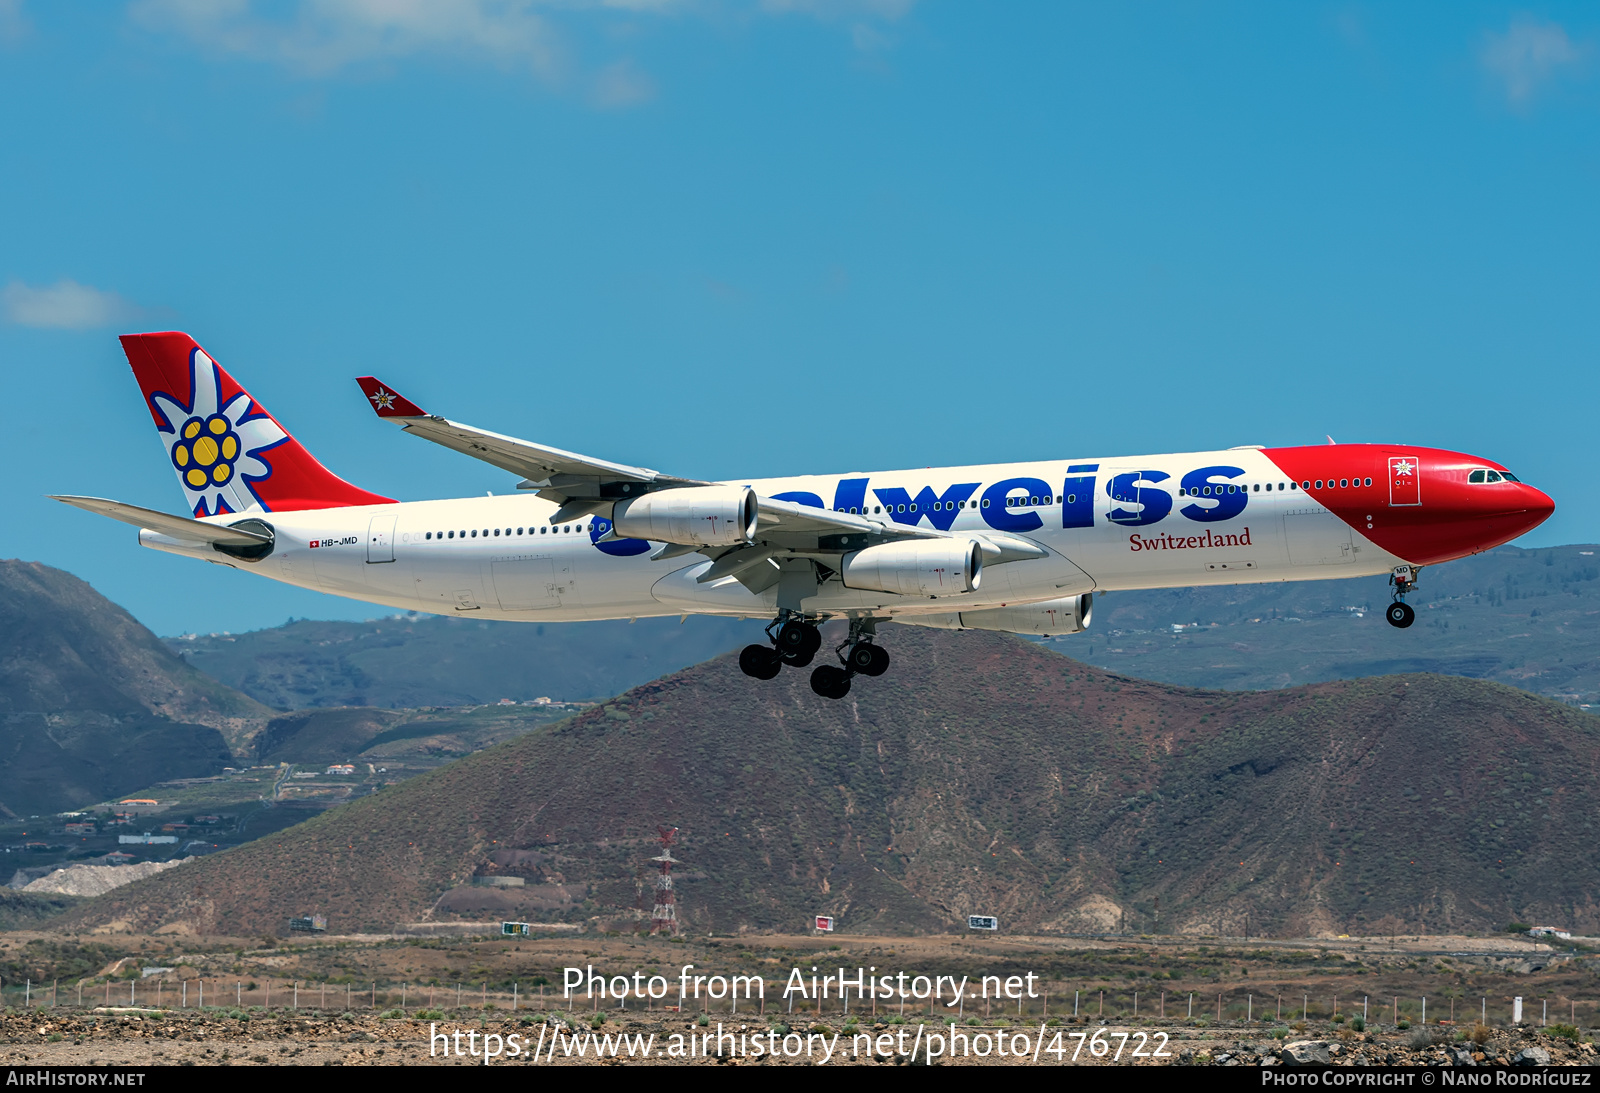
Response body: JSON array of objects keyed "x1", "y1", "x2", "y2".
[{"x1": 150, "y1": 350, "x2": 288, "y2": 516}]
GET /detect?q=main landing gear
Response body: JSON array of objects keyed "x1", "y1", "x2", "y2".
[
  {"x1": 1386, "y1": 565, "x2": 1420, "y2": 629},
  {"x1": 738, "y1": 614, "x2": 889, "y2": 700}
]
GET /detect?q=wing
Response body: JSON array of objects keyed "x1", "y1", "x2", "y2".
[
  {"x1": 355, "y1": 378, "x2": 1048, "y2": 575},
  {"x1": 51, "y1": 495, "x2": 274, "y2": 547},
  {"x1": 356, "y1": 377, "x2": 707, "y2": 521}
]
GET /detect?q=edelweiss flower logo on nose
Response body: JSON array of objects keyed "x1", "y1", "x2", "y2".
[{"x1": 149, "y1": 350, "x2": 287, "y2": 516}]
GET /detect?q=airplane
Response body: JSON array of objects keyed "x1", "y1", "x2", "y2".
[{"x1": 55, "y1": 331, "x2": 1556, "y2": 700}]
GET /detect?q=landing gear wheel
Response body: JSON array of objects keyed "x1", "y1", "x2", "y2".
[
  {"x1": 846, "y1": 643, "x2": 890, "y2": 677},
  {"x1": 1386, "y1": 602, "x2": 1415, "y2": 629},
  {"x1": 810, "y1": 664, "x2": 852, "y2": 699},
  {"x1": 739, "y1": 644, "x2": 782, "y2": 680},
  {"x1": 777, "y1": 621, "x2": 821, "y2": 667}
]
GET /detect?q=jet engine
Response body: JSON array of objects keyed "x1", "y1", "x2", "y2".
[
  {"x1": 612, "y1": 486, "x2": 758, "y2": 547},
  {"x1": 840, "y1": 540, "x2": 982, "y2": 597},
  {"x1": 910, "y1": 593, "x2": 1093, "y2": 635}
]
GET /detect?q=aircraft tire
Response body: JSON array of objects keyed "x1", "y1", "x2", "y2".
[
  {"x1": 778, "y1": 621, "x2": 822, "y2": 659},
  {"x1": 810, "y1": 664, "x2": 852, "y2": 699},
  {"x1": 847, "y1": 643, "x2": 890, "y2": 676},
  {"x1": 1386, "y1": 602, "x2": 1415, "y2": 628},
  {"x1": 740, "y1": 644, "x2": 782, "y2": 680}
]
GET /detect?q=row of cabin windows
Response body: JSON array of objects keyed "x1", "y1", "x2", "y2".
[
  {"x1": 424, "y1": 525, "x2": 587, "y2": 541},
  {"x1": 421, "y1": 474, "x2": 1397, "y2": 539},
  {"x1": 1178, "y1": 477, "x2": 1375, "y2": 496},
  {"x1": 828, "y1": 477, "x2": 1380, "y2": 514}
]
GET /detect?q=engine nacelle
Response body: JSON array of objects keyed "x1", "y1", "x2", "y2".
[
  {"x1": 840, "y1": 540, "x2": 982, "y2": 598},
  {"x1": 612, "y1": 486, "x2": 758, "y2": 547},
  {"x1": 911, "y1": 593, "x2": 1093, "y2": 636}
]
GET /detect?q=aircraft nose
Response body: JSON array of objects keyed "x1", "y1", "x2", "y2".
[{"x1": 1520, "y1": 483, "x2": 1556, "y2": 529}]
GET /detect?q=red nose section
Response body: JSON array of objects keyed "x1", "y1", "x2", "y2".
[{"x1": 1262, "y1": 445, "x2": 1554, "y2": 566}]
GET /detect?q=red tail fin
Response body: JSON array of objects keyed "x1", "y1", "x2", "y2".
[{"x1": 120, "y1": 331, "x2": 395, "y2": 517}]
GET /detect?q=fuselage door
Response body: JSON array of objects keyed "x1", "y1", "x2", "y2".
[
  {"x1": 1387, "y1": 454, "x2": 1421, "y2": 507},
  {"x1": 366, "y1": 514, "x2": 397, "y2": 563}
]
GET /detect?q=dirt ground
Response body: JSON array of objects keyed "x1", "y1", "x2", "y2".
[
  {"x1": 3, "y1": 930, "x2": 1595, "y2": 1066},
  {"x1": 3, "y1": 1009, "x2": 1597, "y2": 1067}
]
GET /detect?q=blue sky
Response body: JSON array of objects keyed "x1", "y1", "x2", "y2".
[{"x1": 1, "y1": 1, "x2": 1595, "y2": 635}]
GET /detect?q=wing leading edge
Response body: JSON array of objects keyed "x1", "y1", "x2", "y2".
[{"x1": 353, "y1": 376, "x2": 1048, "y2": 579}]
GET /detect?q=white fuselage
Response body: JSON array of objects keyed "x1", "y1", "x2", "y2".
[{"x1": 144, "y1": 449, "x2": 1405, "y2": 623}]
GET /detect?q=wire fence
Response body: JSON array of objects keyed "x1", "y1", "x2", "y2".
[{"x1": 0, "y1": 976, "x2": 1588, "y2": 1031}]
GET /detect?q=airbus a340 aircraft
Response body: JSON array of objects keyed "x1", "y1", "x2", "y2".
[{"x1": 57, "y1": 332, "x2": 1555, "y2": 699}]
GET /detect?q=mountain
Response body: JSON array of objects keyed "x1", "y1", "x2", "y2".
[
  {"x1": 167, "y1": 614, "x2": 765, "y2": 709},
  {"x1": 59, "y1": 626, "x2": 1600, "y2": 939},
  {"x1": 163, "y1": 544, "x2": 1600, "y2": 711},
  {"x1": 0, "y1": 559, "x2": 274, "y2": 816},
  {"x1": 1081, "y1": 543, "x2": 1600, "y2": 702}
]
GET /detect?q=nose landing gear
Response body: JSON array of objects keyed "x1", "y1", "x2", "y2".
[{"x1": 1387, "y1": 565, "x2": 1420, "y2": 629}]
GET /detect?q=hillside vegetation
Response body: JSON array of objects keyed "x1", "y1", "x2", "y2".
[
  {"x1": 164, "y1": 544, "x2": 1600, "y2": 710},
  {"x1": 0, "y1": 560, "x2": 274, "y2": 815},
  {"x1": 61, "y1": 627, "x2": 1600, "y2": 939}
]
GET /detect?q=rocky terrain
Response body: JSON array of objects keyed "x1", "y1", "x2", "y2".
[
  {"x1": 22, "y1": 861, "x2": 189, "y2": 899},
  {"x1": 53, "y1": 625, "x2": 1600, "y2": 938},
  {"x1": 0, "y1": 1008, "x2": 1593, "y2": 1067}
]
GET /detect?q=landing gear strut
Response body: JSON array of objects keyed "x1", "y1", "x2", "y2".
[
  {"x1": 739, "y1": 613, "x2": 890, "y2": 700},
  {"x1": 1387, "y1": 565, "x2": 1419, "y2": 629},
  {"x1": 739, "y1": 611, "x2": 823, "y2": 679},
  {"x1": 809, "y1": 616, "x2": 888, "y2": 700}
]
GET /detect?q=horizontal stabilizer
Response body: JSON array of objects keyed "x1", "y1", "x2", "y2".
[{"x1": 49, "y1": 495, "x2": 273, "y2": 547}]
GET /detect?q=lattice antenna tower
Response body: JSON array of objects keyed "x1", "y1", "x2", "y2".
[{"x1": 649, "y1": 826, "x2": 680, "y2": 935}]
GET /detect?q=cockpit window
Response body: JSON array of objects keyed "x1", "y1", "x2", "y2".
[{"x1": 1469, "y1": 468, "x2": 1520, "y2": 484}]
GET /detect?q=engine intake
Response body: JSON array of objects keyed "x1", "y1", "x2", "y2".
[
  {"x1": 840, "y1": 540, "x2": 982, "y2": 598},
  {"x1": 612, "y1": 486, "x2": 758, "y2": 547}
]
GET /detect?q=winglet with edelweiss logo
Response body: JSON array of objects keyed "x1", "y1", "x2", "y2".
[{"x1": 355, "y1": 377, "x2": 427, "y2": 419}]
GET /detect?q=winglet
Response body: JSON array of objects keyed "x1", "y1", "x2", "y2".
[{"x1": 356, "y1": 377, "x2": 428, "y2": 418}]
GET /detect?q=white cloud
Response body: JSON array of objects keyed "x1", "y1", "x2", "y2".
[
  {"x1": 0, "y1": 0, "x2": 30, "y2": 45},
  {"x1": 1482, "y1": 16, "x2": 1585, "y2": 104},
  {"x1": 2, "y1": 280, "x2": 142, "y2": 329},
  {"x1": 127, "y1": 0, "x2": 920, "y2": 103},
  {"x1": 591, "y1": 58, "x2": 655, "y2": 107},
  {"x1": 129, "y1": 0, "x2": 563, "y2": 79}
]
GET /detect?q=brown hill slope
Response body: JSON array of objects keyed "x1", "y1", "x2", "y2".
[
  {"x1": 0, "y1": 559, "x2": 274, "y2": 815},
  {"x1": 59, "y1": 626, "x2": 1600, "y2": 937}
]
